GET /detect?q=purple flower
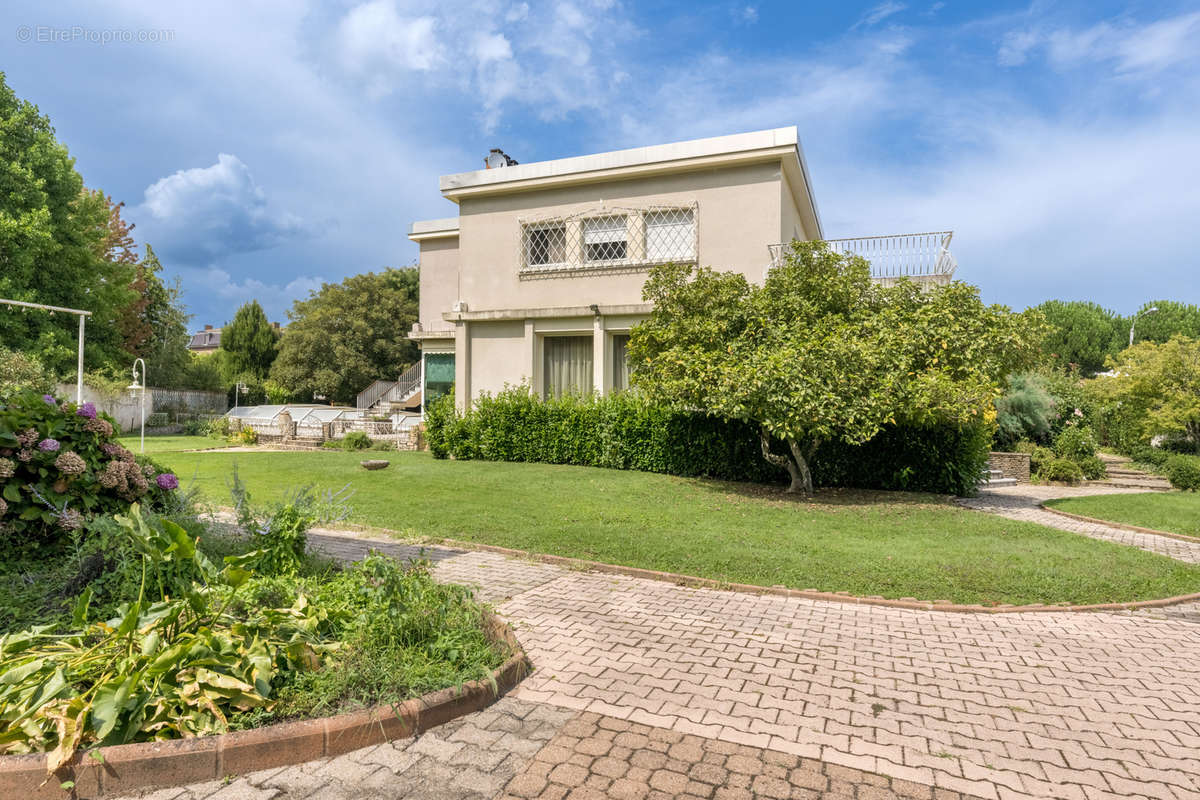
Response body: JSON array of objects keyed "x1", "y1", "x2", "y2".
[
  {"x1": 42, "y1": 394, "x2": 58, "y2": 406},
  {"x1": 76, "y1": 402, "x2": 97, "y2": 420},
  {"x1": 156, "y1": 472, "x2": 180, "y2": 490},
  {"x1": 38, "y1": 438, "x2": 60, "y2": 453}
]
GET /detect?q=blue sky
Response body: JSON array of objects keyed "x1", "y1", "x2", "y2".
[{"x1": 4, "y1": 1, "x2": 1199, "y2": 327}]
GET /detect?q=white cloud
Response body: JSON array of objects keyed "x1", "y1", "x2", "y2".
[
  {"x1": 854, "y1": 2, "x2": 906, "y2": 29},
  {"x1": 998, "y1": 11, "x2": 1200, "y2": 75},
  {"x1": 335, "y1": 0, "x2": 440, "y2": 93},
  {"x1": 138, "y1": 153, "x2": 307, "y2": 263},
  {"x1": 473, "y1": 32, "x2": 513, "y2": 64},
  {"x1": 738, "y1": 6, "x2": 759, "y2": 25}
]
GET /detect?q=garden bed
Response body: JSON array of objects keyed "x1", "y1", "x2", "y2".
[{"x1": 0, "y1": 612, "x2": 526, "y2": 799}]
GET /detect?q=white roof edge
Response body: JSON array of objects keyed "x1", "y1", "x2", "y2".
[
  {"x1": 408, "y1": 217, "x2": 460, "y2": 237},
  {"x1": 440, "y1": 127, "x2": 799, "y2": 192},
  {"x1": 793, "y1": 137, "x2": 824, "y2": 239}
]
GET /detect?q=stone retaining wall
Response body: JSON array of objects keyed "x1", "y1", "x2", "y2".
[{"x1": 988, "y1": 451, "x2": 1031, "y2": 482}]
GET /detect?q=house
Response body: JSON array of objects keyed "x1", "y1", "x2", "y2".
[
  {"x1": 405, "y1": 127, "x2": 956, "y2": 411},
  {"x1": 187, "y1": 325, "x2": 221, "y2": 354}
]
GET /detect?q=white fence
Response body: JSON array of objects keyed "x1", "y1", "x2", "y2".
[{"x1": 150, "y1": 388, "x2": 228, "y2": 415}]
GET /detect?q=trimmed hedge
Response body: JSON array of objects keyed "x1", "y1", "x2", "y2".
[{"x1": 426, "y1": 388, "x2": 991, "y2": 496}]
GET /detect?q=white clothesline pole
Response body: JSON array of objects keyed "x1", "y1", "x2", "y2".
[{"x1": 0, "y1": 298, "x2": 93, "y2": 404}]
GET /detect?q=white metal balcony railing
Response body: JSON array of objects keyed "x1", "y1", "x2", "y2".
[
  {"x1": 356, "y1": 378, "x2": 398, "y2": 410},
  {"x1": 382, "y1": 360, "x2": 423, "y2": 406},
  {"x1": 768, "y1": 231, "x2": 957, "y2": 282}
]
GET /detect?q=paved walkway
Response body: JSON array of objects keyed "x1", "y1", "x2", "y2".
[{"x1": 119, "y1": 487, "x2": 1200, "y2": 800}]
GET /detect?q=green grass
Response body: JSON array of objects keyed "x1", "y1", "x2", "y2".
[
  {"x1": 116, "y1": 434, "x2": 227, "y2": 454},
  {"x1": 151, "y1": 449, "x2": 1200, "y2": 606},
  {"x1": 1046, "y1": 493, "x2": 1200, "y2": 538}
]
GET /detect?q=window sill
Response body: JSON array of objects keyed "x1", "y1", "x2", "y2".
[{"x1": 518, "y1": 258, "x2": 696, "y2": 279}]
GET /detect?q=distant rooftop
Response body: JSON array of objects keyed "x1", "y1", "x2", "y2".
[{"x1": 188, "y1": 327, "x2": 221, "y2": 350}]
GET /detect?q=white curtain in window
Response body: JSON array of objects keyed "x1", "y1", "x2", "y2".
[
  {"x1": 543, "y1": 336, "x2": 593, "y2": 398},
  {"x1": 612, "y1": 334, "x2": 631, "y2": 392},
  {"x1": 646, "y1": 209, "x2": 695, "y2": 261}
]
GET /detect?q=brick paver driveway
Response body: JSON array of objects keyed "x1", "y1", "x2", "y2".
[{"x1": 119, "y1": 488, "x2": 1200, "y2": 800}]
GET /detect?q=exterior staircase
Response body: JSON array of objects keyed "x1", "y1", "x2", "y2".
[
  {"x1": 1088, "y1": 454, "x2": 1172, "y2": 490},
  {"x1": 356, "y1": 362, "x2": 423, "y2": 416},
  {"x1": 979, "y1": 468, "x2": 1017, "y2": 489}
]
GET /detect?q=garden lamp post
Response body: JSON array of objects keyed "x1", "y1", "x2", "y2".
[
  {"x1": 127, "y1": 358, "x2": 147, "y2": 454},
  {"x1": 1129, "y1": 306, "x2": 1158, "y2": 348}
]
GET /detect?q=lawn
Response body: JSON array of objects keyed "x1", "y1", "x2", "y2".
[
  {"x1": 151, "y1": 444, "x2": 1200, "y2": 606},
  {"x1": 1046, "y1": 493, "x2": 1200, "y2": 538},
  {"x1": 117, "y1": 434, "x2": 228, "y2": 455}
]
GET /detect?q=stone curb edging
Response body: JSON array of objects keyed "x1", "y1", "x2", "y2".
[
  {"x1": 1038, "y1": 502, "x2": 1200, "y2": 545},
  {"x1": 0, "y1": 614, "x2": 529, "y2": 800},
  {"x1": 307, "y1": 524, "x2": 1200, "y2": 616}
]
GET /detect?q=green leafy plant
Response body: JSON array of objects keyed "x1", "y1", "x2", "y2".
[
  {"x1": 994, "y1": 373, "x2": 1057, "y2": 448},
  {"x1": 0, "y1": 390, "x2": 178, "y2": 551},
  {"x1": 1164, "y1": 455, "x2": 1200, "y2": 491},
  {"x1": 425, "y1": 385, "x2": 993, "y2": 496},
  {"x1": 340, "y1": 431, "x2": 371, "y2": 451},
  {"x1": 1039, "y1": 458, "x2": 1084, "y2": 484},
  {"x1": 1054, "y1": 424, "x2": 1098, "y2": 463},
  {"x1": 230, "y1": 467, "x2": 350, "y2": 575},
  {"x1": 236, "y1": 427, "x2": 258, "y2": 446},
  {"x1": 1076, "y1": 455, "x2": 1107, "y2": 481}
]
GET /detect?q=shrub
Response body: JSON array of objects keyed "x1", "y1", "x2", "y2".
[
  {"x1": 0, "y1": 390, "x2": 179, "y2": 552},
  {"x1": 341, "y1": 431, "x2": 372, "y2": 450},
  {"x1": 207, "y1": 416, "x2": 233, "y2": 438},
  {"x1": 369, "y1": 439, "x2": 394, "y2": 451},
  {"x1": 427, "y1": 386, "x2": 991, "y2": 496},
  {"x1": 1040, "y1": 458, "x2": 1084, "y2": 484},
  {"x1": 1029, "y1": 445, "x2": 1056, "y2": 475},
  {"x1": 181, "y1": 418, "x2": 208, "y2": 436},
  {"x1": 1164, "y1": 455, "x2": 1200, "y2": 491},
  {"x1": 1128, "y1": 444, "x2": 1169, "y2": 467},
  {"x1": 237, "y1": 427, "x2": 258, "y2": 445},
  {"x1": 1077, "y1": 455, "x2": 1108, "y2": 481},
  {"x1": 1054, "y1": 424, "x2": 1098, "y2": 462},
  {"x1": 994, "y1": 373, "x2": 1056, "y2": 448},
  {"x1": 230, "y1": 467, "x2": 350, "y2": 575},
  {"x1": 0, "y1": 347, "x2": 56, "y2": 397}
]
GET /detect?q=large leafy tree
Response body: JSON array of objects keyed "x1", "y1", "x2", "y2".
[
  {"x1": 0, "y1": 72, "x2": 134, "y2": 374},
  {"x1": 1034, "y1": 300, "x2": 1122, "y2": 375},
  {"x1": 270, "y1": 268, "x2": 419, "y2": 404},
  {"x1": 118, "y1": 244, "x2": 192, "y2": 388},
  {"x1": 629, "y1": 241, "x2": 1044, "y2": 493},
  {"x1": 219, "y1": 300, "x2": 278, "y2": 381},
  {"x1": 1098, "y1": 336, "x2": 1200, "y2": 452}
]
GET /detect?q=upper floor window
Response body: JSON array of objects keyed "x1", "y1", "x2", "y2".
[
  {"x1": 583, "y1": 216, "x2": 627, "y2": 262},
  {"x1": 520, "y1": 203, "x2": 697, "y2": 275},
  {"x1": 525, "y1": 223, "x2": 567, "y2": 267},
  {"x1": 645, "y1": 208, "x2": 695, "y2": 262}
]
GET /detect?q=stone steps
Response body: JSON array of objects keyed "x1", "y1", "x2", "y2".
[{"x1": 980, "y1": 469, "x2": 1018, "y2": 488}]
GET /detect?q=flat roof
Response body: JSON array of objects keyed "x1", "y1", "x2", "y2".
[
  {"x1": 440, "y1": 127, "x2": 799, "y2": 193},
  {"x1": 408, "y1": 216, "x2": 460, "y2": 241}
]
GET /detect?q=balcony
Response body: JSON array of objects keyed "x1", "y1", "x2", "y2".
[{"x1": 768, "y1": 231, "x2": 957, "y2": 285}]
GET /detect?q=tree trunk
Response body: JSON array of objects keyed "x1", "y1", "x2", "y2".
[
  {"x1": 787, "y1": 438, "x2": 818, "y2": 495},
  {"x1": 758, "y1": 428, "x2": 818, "y2": 495}
]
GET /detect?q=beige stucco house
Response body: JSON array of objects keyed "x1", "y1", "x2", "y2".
[{"x1": 402, "y1": 127, "x2": 955, "y2": 411}]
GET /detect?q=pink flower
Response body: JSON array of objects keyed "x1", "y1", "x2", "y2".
[
  {"x1": 76, "y1": 402, "x2": 98, "y2": 420},
  {"x1": 156, "y1": 473, "x2": 179, "y2": 490},
  {"x1": 38, "y1": 438, "x2": 61, "y2": 452}
]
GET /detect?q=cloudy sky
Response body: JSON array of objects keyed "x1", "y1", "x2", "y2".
[{"x1": 4, "y1": 1, "x2": 1198, "y2": 327}]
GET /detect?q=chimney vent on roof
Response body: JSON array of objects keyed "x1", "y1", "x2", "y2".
[
  {"x1": 484, "y1": 148, "x2": 518, "y2": 169},
  {"x1": 204, "y1": 324, "x2": 213, "y2": 330}
]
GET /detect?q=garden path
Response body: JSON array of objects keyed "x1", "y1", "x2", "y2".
[{"x1": 117, "y1": 488, "x2": 1200, "y2": 800}]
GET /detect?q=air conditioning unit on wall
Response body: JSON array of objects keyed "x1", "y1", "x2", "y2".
[{"x1": 452, "y1": 300, "x2": 469, "y2": 313}]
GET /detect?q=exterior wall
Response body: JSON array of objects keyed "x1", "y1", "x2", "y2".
[
  {"x1": 417, "y1": 236, "x2": 460, "y2": 332},
  {"x1": 468, "y1": 320, "x2": 529, "y2": 398},
  {"x1": 988, "y1": 452, "x2": 1031, "y2": 483},
  {"x1": 780, "y1": 169, "x2": 810, "y2": 244},
  {"x1": 452, "y1": 161, "x2": 784, "y2": 317}
]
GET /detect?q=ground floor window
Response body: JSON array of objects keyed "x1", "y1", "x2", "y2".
[
  {"x1": 612, "y1": 334, "x2": 631, "y2": 392},
  {"x1": 424, "y1": 352, "x2": 455, "y2": 406},
  {"x1": 543, "y1": 336, "x2": 593, "y2": 398}
]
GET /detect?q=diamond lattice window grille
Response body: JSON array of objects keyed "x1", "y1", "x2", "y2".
[{"x1": 520, "y1": 204, "x2": 697, "y2": 274}]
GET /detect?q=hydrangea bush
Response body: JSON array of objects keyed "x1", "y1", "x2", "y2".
[{"x1": 0, "y1": 390, "x2": 178, "y2": 551}]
